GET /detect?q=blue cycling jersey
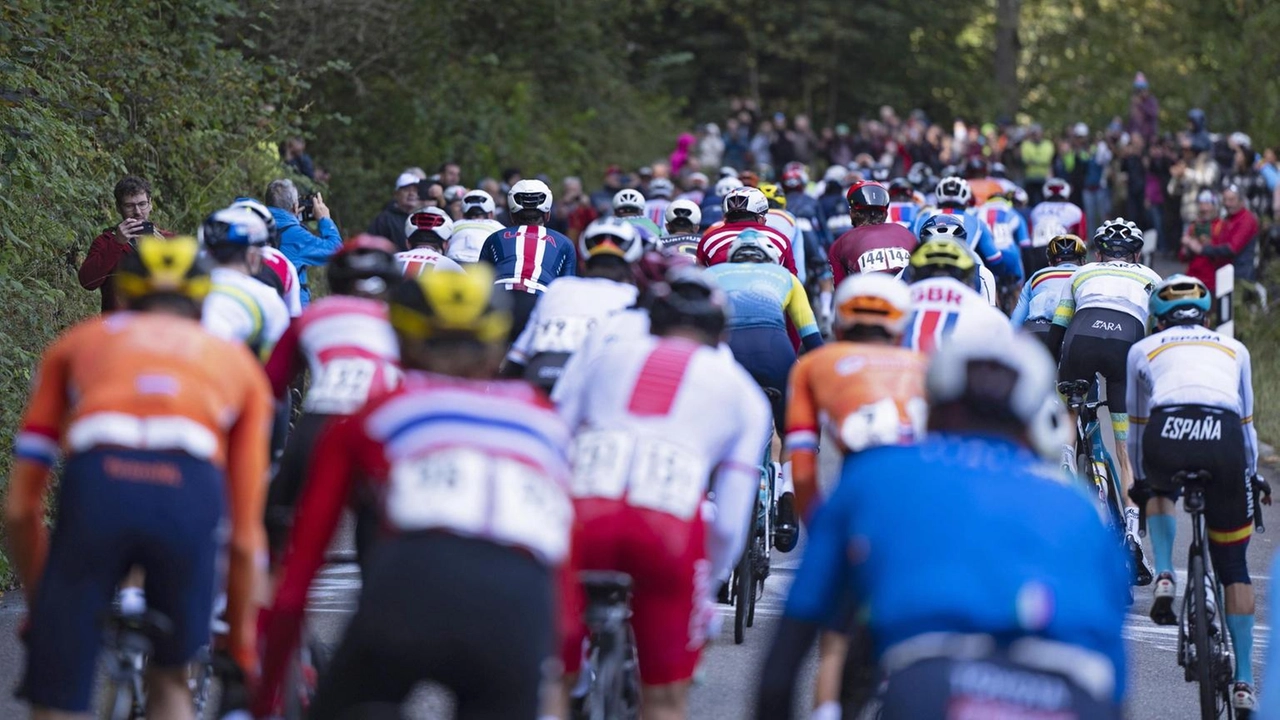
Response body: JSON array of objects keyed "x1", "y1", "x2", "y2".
[
  {"x1": 912, "y1": 207, "x2": 1023, "y2": 282},
  {"x1": 479, "y1": 225, "x2": 577, "y2": 291},
  {"x1": 784, "y1": 433, "x2": 1129, "y2": 702},
  {"x1": 704, "y1": 262, "x2": 820, "y2": 339},
  {"x1": 1010, "y1": 263, "x2": 1078, "y2": 326}
]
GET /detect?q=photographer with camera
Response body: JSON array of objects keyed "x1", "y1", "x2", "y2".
[
  {"x1": 266, "y1": 178, "x2": 342, "y2": 307},
  {"x1": 77, "y1": 176, "x2": 173, "y2": 312}
]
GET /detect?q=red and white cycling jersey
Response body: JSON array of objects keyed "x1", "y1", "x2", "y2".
[
  {"x1": 904, "y1": 277, "x2": 1012, "y2": 355},
  {"x1": 260, "y1": 246, "x2": 302, "y2": 317},
  {"x1": 1028, "y1": 201, "x2": 1086, "y2": 249},
  {"x1": 396, "y1": 247, "x2": 464, "y2": 277},
  {"x1": 264, "y1": 295, "x2": 401, "y2": 415},
  {"x1": 696, "y1": 220, "x2": 798, "y2": 276}
]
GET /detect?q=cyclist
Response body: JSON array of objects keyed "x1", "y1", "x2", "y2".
[
  {"x1": 657, "y1": 198, "x2": 703, "y2": 257},
  {"x1": 902, "y1": 230, "x2": 1011, "y2": 354},
  {"x1": 698, "y1": 186, "x2": 799, "y2": 275},
  {"x1": 257, "y1": 265, "x2": 573, "y2": 719},
  {"x1": 886, "y1": 178, "x2": 921, "y2": 228},
  {"x1": 1027, "y1": 177, "x2": 1086, "y2": 276},
  {"x1": 480, "y1": 178, "x2": 577, "y2": 341},
  {"x1": 759, "y1": 331, "x2": 1127, "y2": 719},
  {"x1": 1010, "y1": 234, "x2": 1087, "y2": 345},
  {"x1": 1049, "y1": 218, "x2": 1161, "y2": 585},
  {"x1": 828, "y1": 180, "x2": 918, "y2": 284},
  {"x1": 503, "y1": 217, "x2": 641, "y2": 391},
  {"x1": 907, "y1": 162, "x2": 936, "y2": 205},
  {"x1": 397, "y1": 207, "x2": 465, "y2": 275},
  {"x1": 906, "y1": 214, "x2": 1001, "y2": 306},
  {"x1": 447, "y1": 189, "x2": 504, "y2": 264},
  {"x1": 912, "y1": 176, "x2": 1022, "y2": 286},
  {"x1": 963, "y1": 156, "x2": 1004, "y2": 205},
  {"x1": 1127, "y1": 274, "x2": 1261, "y2": 712},
  {"x1": 760, "y1": 181, "x2": 808, "y2": 283},
  {"x1": 557, "y1": 266, "x2": 771, "y2": 720},
  {"x1": 699, "y1": 175, "x2": 743, "y2": 230},
  {"x1": 645, "y1": 176, "x2": 675, "y2": 227},
  {"x1": 612, "y1": 187, "x2": 663, "y2": 243},
  {"x1": 782, "y1": 166, "x2": 828, "y2": 247},
  {"x1": 233, "y1": 197, "x2": 303, "y2": 318},
  {"x1": 977, "y1": 188, "x2": 1032, "y2": 277},
  {"x1": 263, "y1": 235, "x2": 403, "y2": 558},
  {"x1": 9, "y1": 236, "x2": 271, "y2": 718},
  {"x1": 783, "y1": 272, "x2": 927, "y2": 720},
  {"x1": 199, "y1": 206, "x2": 291, "y2": 362}
]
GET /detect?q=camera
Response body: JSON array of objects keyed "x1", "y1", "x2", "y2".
[
  {"x1": 136, "y1": 221, "x2": 155, "y2": 236},
  {"x1": 300, "y1": 194, "x2": 316, "y2": 222}
]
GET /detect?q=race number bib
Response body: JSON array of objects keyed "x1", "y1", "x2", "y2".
[
  {"x1": 857, "y1": 247, "x2": 912, "y2": 274},
  {"x1": 305, "y1": 358, "x2": 376, "y2": 413},
  {"x1": 839, "y1": 397, "x2": 928, "y2": 452},
  {"x1": 572, "y1": 430, "x2": 709, "y2": 520},
  {"x1": 991, "y1": 223, "x2": 1016, "y2": 251},
  {"x1": 530, "y1": 316, "x2": 595, "y2": 354},
  {"x1": 1032, "y1": 219, "x2": 1067, "y2": 248}
]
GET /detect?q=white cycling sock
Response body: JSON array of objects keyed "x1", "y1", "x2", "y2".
[
  {"x1": 780, "y1": 461, "x2": 795, "y2": 496},
  {"x1": 118, "y1": 586, "x2": 146, "y2": 616},
  {"x1": 811, "y1": 701, "x2": 842, "y2": 720}
]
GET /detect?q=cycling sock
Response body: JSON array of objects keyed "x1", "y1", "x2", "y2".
[
  {"x1": 811, "y1": 701, "x2": 841, "y2": 720},
  {"x1": 1226, "y1": 614, "x2": 1254, "y2": 684},
  {"x1": 1147, "y1": 513, "x2": 1176, "y2": 576},
  {"x1": 780, "y1": 461, "x2": 795, "y2": 495}
]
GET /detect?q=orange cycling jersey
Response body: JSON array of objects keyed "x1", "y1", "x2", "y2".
[
  {"x1": 783, "y1": 342, "x2": 928, "y2": 518},
  {"x1": 10, "y1": 312, "x2": 272, "y2": 671}
]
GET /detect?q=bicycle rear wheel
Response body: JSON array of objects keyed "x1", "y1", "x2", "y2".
[
  {"x1": 1189, "y1": 553, "x2": 1217, "y2": 719},
  {"x1": 734, "y1": 544, "x2": 754, "y2": 644},
  {"x1": 100, "y1": 679, "x2": 139, "y2": 720}
]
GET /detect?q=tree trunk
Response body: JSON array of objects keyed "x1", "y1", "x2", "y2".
[{"x1": 995, "y1": 0, "x2": 1021, "y2": 120}]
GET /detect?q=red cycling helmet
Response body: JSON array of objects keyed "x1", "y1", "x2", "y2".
[{"x1": 845, "y1": 181, "x2": 891, "y2": 210}]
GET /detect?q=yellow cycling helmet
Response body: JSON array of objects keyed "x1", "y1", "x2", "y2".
[
  {"x1": 1046, "y1": 233, "x2": 1087, "y2": 263},
  {"x1": 909, "y1": 237, "x2": 976, "y2": 283},
  {"x1": 758, "y1": 182, "x2": 787, "y2": 210},
  {"x1": 389, "y1": 264, "x2": 511, "y2": 344},
  {"x1": 115, "y1": 235, "x2": 213, "y2": 303}
]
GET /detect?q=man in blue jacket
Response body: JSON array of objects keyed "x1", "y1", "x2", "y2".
[{"x1": 265, "y1": 178, "x2": 342, "y2": 306}]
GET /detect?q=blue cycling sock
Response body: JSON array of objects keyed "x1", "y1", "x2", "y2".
[
  {"x1": 1226, "y1": 614, "x2": 1255, "y2": 684},
  {"x1": 1147, "y1": 514, "x2": 1176, "y2": 576}
]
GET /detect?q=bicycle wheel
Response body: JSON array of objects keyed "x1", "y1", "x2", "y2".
[
  {"x1": 734, "y1": 544, "x2": 754, "y2": 644},
  {"x1": 1189, "y1": 553, "x2": 1217, "y2": 719},
  {"x1": 747, "y1": 535, "x2": 762, "y2": 628},
  {"x1": 100, "y1": 679, "x2": 137, "y2": 720}
]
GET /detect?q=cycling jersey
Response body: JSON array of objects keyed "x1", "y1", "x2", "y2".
[
  {"x1": 784, "y1": 343, "x2": 928, "y2": 517},
  {"x1": 479, "y1": 224, "x2": 577, "y2": 293},
  {"x1": 782, "y1": 435, "x2": 1129, "y2": 703},
  {"x1": 1009, "y1": 263, "x2": 1078, "y2": 326},
  {"x1": 905, "y1": 277, "x2": 1011, "y2": 354},
  {"x1": 1052, "y1": 261, "x2": 1161, "y2": 329},
  {"x1": 644, "y1": 198, "x2": 671, "y2": 229},
  {"x1": 621, "y1": 215, "x2": 663, "y2": 247},
  {"x1": 785, "y1": 192, "x2": 829, "y2": 248},
  {"x1": 448, "y1": 218, "x2": 504, "y2": 264},
  {"x1": 506, "y1": 277, "x2": 637, "y2": 388},
  {"x1": 977, "y1": 198, "x2": 1030, "y2": 255},
  {"x1": 396, "y1": 247, "x2": 465, "y2": 276},
  {"x1": 705, "y1": 262, "x2": 821, "y2": 341},
  {"x1": 887, "y1": 201, "x2": 920, "y2": 229},
  {"x1": 656, "y1": 232, "x2": 701, "y2": 258},
  {"x1": 202, "y1": 267, "x2": 291, "y2": 361},
  {"x1": 967, "y1": 177, "x2": 1005, "y2": 206},
  {"x1": 912, "y1": 207, "x2": 1019, "y2": 281},
  {"x1": 697, "y1": 220, "x2": 799, "y2": 276},
  {"x1": 1029, "y1": 201, "x2": 1086, "y2": 249},
  {"x1": 260, "y1": 246, "x2": 302, "y2": 317},
  {"x1": 828, "y1": 223, "x2": 918, "y2": 284},
  {"x1": 766, "y1": 208, "x2": 807, "y2": 283}
]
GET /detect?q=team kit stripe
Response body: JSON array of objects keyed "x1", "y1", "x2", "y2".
[
  {"x1": 1146, "y1": 340, "x2": 1237, "y2": 362},
  {"x1": 15, "y1": 430, "x2": 60, "y2": 466},
  {"x1": 1209, "y1": 524, "x2": 1253, "y2": 545},
  {"x1": 1031, "y1": 270, "x2": 1074, "y2": 289},
  {"x1": 628, "y1": 342, "x2": 698, "y2": 416}
]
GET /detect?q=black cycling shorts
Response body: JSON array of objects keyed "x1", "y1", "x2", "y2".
[
  {"x1": 310, "y1": 533, "x2": 554, "y2": 720},
  {"x1": 1022, "y1": 319, "x2": 1054, "y2": 350},
  {"x1": 727, "y1": 326, "x2": 796, "y2": 437},
  {"x1": 1143, "y1": 404, "x2": 1252, "y2": 584},
  {"x1": 1059, "y1": 307, "x2": 1145, "y2": 415}
]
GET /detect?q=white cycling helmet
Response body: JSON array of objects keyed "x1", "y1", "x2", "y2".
[
  {"x1": 461, "y1": 189, "x2": 496, "y2": 215},
  {"x1": 580, "y1": 217, "x2": 643, "y2": 263},
  {"x1": 686, "y1": 172, "x2": 709, "y2": 189},
  {"x1": 664, "y1": 199, "x2": 702, "y2": 230},
  {"x1": 508, "y1": 179, "x2": 553, "y2": 215},
  {"x1": 648, "y1": 178, "x2": 675, "y2": 199},
  {"x1": 714, "y1": 176, "x2": 744, "y2": 198},
  {"x1": 833, "y1": 272, "x2": 913, "y2": 335},
  {"x1": 718, "y1": 166, "x2": 739, "y2": 179},
  {"x1": 723, "y1": 186, "x2": 769, "y2": 216},
  {"x1": 405, "y1": 206, "x2": 454, "y2": 243},
  {"x1": 612, "y1": 188, "x2": 646, "y2": 213},
  {"x1": 935, "y1": 176, "x2": 973, "y2": 207},
  {"x1": 727, "y1": 229, "x2": 782, "y2": 264},
  {"x1": 1043, "y1": 177, "x2": 1072, "y2": 201}
]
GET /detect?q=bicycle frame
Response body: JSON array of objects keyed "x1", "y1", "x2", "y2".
[{"x1": 1177, "y1": 478, "x2": 1234, "y2": 719}]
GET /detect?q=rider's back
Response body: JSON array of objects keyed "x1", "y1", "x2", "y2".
[{"x1": 905, "y1": 277, "x2": 1009, "y2": 354}]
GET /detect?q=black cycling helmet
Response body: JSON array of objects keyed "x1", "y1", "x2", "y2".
[
  {"x1": 1047, "y1": 234, "x2": 1087, "y2": 264},
  {"x1": 648, "y1": 266, "x2": 727, "y2": 340},
  {"x1": 1093, "y1": 218, "x2": 1144, "y2": 258},
  {"x1": 964, "y1": 156, "x2": 988, "y2": 179},
  {"x1": 328, "y1": 234, "x2": 402, "y2": 296},
  {"x1": 887, "y1": 178, "x2": 914, "y2": 201}
]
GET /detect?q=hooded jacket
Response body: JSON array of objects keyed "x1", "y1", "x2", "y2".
[{"x1": 270, "y1": 207, "x2": 342, "y2": 306}]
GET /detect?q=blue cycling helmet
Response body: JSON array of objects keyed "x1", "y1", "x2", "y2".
[
  {"x1": 918, "y1": 213, "x2": 968, "y2": 244},
  {"x1": 1149, "y1": 274, "x2": 1211, "y2": 327},
  {"x1": 1093, "y1": 218, "x2": 1144, "y2": 257},
  {"x1": 198, "y1": 207, "x2": 269, "y2": 248}
]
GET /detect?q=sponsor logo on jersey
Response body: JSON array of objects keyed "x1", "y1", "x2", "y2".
[
  {"x1": 1092, "y1": 319, "x2": 1124, "y2": 332},
  {"x1": 1160, "y1": 415, "x2": 1222, "y2": 441}
]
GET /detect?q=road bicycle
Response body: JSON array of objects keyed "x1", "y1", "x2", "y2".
[
  {"x1": 730, "y1": 451, "x2": 778, "y2": 644},
  {"x1": 571, "y1": 571, "x2": 641, "y2": 720}
]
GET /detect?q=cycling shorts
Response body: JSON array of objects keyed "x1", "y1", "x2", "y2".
[
  {"x1": 1059, "y1": 307, "x2": 1144, "y2": 415},
  {"x1": 20, "y1": 449, "x2": 225, "y2": 712},
  {"x1": 1143, "y1": 405, "x2": 1252, "y2": 585},
  {"x1": 498, "y1": 287, "x2": 542, "y2": 344},
  {"x1": 1022, "y1": 318, "x2": 1054, "y2": 349},
  {"x1": 267, "y1": 411, "x2": 334, "y2": 555},
  {"x1": 563, "y1": 498, "x2": 711, "y2": 685},
  {"x1": 310, "y1": 533, "x2": 553, "y2": 719},
  {"x1": 727, "y1": 326, "x2": 796, "y2": 436}
]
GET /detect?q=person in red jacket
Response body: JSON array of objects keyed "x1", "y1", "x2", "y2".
[
  {"x1": 1181, "y1": 186, "x2": 1258, "y2": 294},
  {"x1": 77, "y1": 176, "x2": 173, "y2": 312}
]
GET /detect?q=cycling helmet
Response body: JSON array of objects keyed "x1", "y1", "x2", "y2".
[
  {"x1": 686, "y1": 172, "x2": 709, "y2": 189},
  {"x1": 909, "y1": 237, "x2": 976, "y2": 283},
  {"x1": 781, "y1": 167, "x2": 807, "y2": 191},
  {"x1": 1149, "y1": 274, "x2": 1212, "y2": 327},
  {"x1": 613, "y1": 188, "x2": 646, "y2": 214},
  {"x1": 833, "y1": 272, "x2": 913, "y2": 335},
  {"x1": 759, "y1": 183, "x2": 787, "y2": 210},
  {"x1": 1093, "y1": 218, "x2": 1144, "y2": 257},
  {"x1": 846, "y1": 181, "x2": 891, "y2": 211},
  {"x1": 230, "y1": 198, "x2": 279, "y2": 247},
  {"x1": 508, "y1": 179, "x2": 553, "y2": 215},
  {"x1": 580, "y1": 217, "x2": 643, "y2": 263},
  {"x1": 648, "y1": 178, "x2": 675, "y2": 199},
  {"x1": 823, "y1": 165, "x2": 849, "y2": 185},
  {"x1": 1046, "y1": 234, "x2": 1087, "y2": 263},
  {"x1": 719, "y1": 166, "x2": 739, "y2": 179},
  {"x1": 199, "y1": 207, "x2": 269, "y2": 248},
  {"x1": 738, "y1": 170, "x2": 760, "y2": 188},
  {"x1": 328, "y1": 234, "x2": 401, "y2": 296},
  {"x1": 1043, "y1": 177, "x2": 1071, "y2": 201},
  {"x1": 647, "y1": 266, "x2": 728, "y2": 339},
  {"x1": 963, "y1": 157, "x2": 988, "y2": 179},
  {"x1": 887, "y1": 178, "x2": 914, "y2": 202},
  {"x1": 869, "y1": 164, "x2": 892, "y2": 183},
  {"x1": 461, "y1": 189, "x2": 496, "y2": 216},
  {"x1": 723, "y1": 186, "x2": 769, "y2": 217},
  {"x1": 714, "y1": 176, "x2": 745, "y2": 198},
  {"x1": 990, "y1": 162, "x2": 1008, "y2": 179},
  {"x1": 664, "y1": 199, "x2": 702, "y2": 230},
  {"x1": 115, "y1": 235, "x2": 213, "y2": 304},
  {"x1": 906, "y1": 163, "x2": 935, "y2": 192},
  {"x1": 934, "y1": 176, "x2": 972, "y2": 207},
  {"x1": 405, "y1": 207, "x2": 455, "y2": 244},
  {"x1": 633, "y1": 250, "x2": 695, "y2": 295},
  {"x1": 727, "y1": 229, "x2": 782, "y2": 264},
  {"x1": 917, "y1": 213, "x2": 969, "y2": 244},
  {"x1": 389, "y1": 263, "x2": 511, "y2": 344}
]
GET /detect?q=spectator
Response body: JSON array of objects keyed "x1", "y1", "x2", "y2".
[
  {"x1": 367, "y1": 173, "x2": 422, "y2": 251},
  {"x1": 827, "y1": 123, "x2": 856, "y2": 168},
  {"x1": 480, "y1": 177, "x2": 511, "y2": 226},
  {"x1": 791, "y1": 114, "x2": 817, "y2": 164},
  {"x1": 590, "y1": 165, "x2": 625, "y2": 216},
  {"x1": 1259, "y1": 147, "x2": 1280, "y2": 193},
  {"x1": 1120, "y1": 134, "x2": 1147, "y2": 227},
  {"x1": 438, "y1": 161, "x2": 462, "y2": 188},
  {"x1": 1083, "y1": 133, "x2": 1115, "y2": 237},
  {"x1": 77, "y1": 175, "x2": 173, "y2": 312},
  {"x1": 723, "y1": 117, "x2": 749, "y2": 169},
  {"x1": 549, "y1": 176, "x2": 598, "y2": 241},
  {"x1": 1223, "y1": 185, "x2": 1261, "y2": 282},
  {"x1": 281, "y1": 137, "x2": 317, "y2": 181},
  {"x1": 266, "y1": 178, "x2": 341, "y2": 306},
  {"x1": 1222, "y1": 133, "x2": 1272, "y2": 221},
  {"x1": 696, "y1": 123, "x2": 725, "y2": 170},
  {"x1": 1182, "y1": 187, "x2": 1257, "y2": 291},
  {"x1": 1168, "y1": 135, "x2": 1220, "y2": 227},
  {"x1": 418, "y1": 178, "x2": 445, "y2": 209},
  {"x1": 500, "y1": 168, "x2": 523, "y2": 195},
  {"x1": 769, "y1": 113, "x2": 796, "y2": 169},
  {"x1": 670, "y1": 133, "x2": 696, "y2": 176},
  {"x1": 1127, "y1": 73, "x2": 1159, "y2": 142},
  {"x1": 1055, "y1": 123, "x2": 1092, "y2": 208}
]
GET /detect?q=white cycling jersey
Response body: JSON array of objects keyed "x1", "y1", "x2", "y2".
[
  {"x1": 1053, "y1": 261, "x2": 1161, "y2": 326},
  {"x1": 507, "y1": 277, "x2": 637, "y2": 365},
  {"x1": 203, "y1": 267, "x2": 291, "y2": 358},
  {"x1": 905, "y1": 276, "x2": 1011, "y2": 354},
  {"x1": 1126, "y1": 325, "x2": 1257, "y2": 476},
  {"x1": 396, "y1": 247, "x2": 464, "y2": 276},
  {"x1": 447, "y1": 219, "x2": 504, "y2": 264},
  {"x1": 557, "y1": 334, "x2": 771, "y2": 582},
  {"x1": 1028, "y1": 201, "x2": 1085, "y2": 249}
]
